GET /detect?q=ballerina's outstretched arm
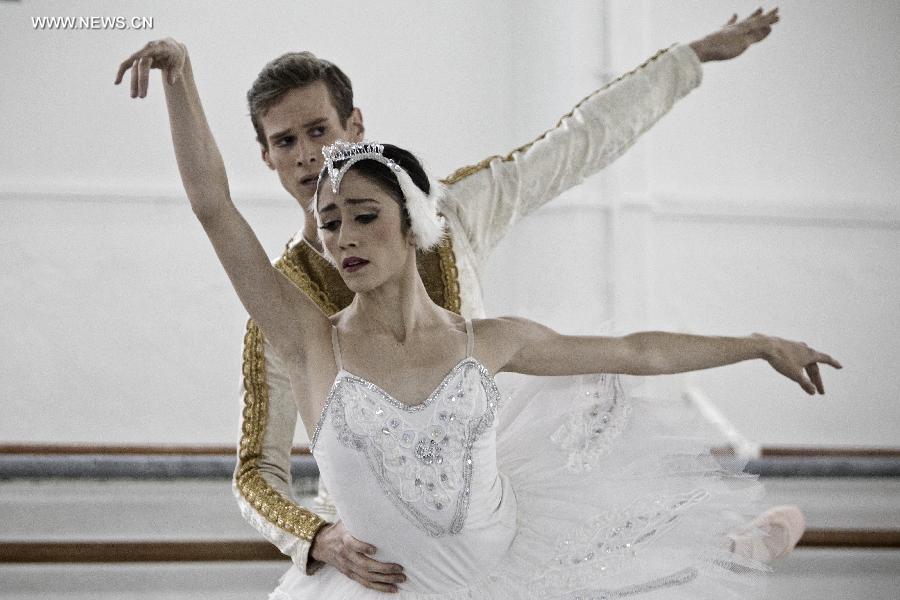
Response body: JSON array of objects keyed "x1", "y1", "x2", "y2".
[
  {"x1": 114, "y1": 39, "x2": 332, "y2": 361},
  {"x1": 489, "y1": 317, "x2": 842, "y2": 396}
]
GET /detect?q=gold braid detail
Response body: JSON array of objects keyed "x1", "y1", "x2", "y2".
[
  {"x1": 275, "y1": 252, "x2": 341, "y2": 315},
  {"x1": 435, "y1": 235, "x2": 461, "y2": 314},
  {"x1": 236, "y1": 320, "x2": 326, "y2": 541},
  {"x1": 441, "y1": 45, "x2": 675, "y2": 186},
  {"x1": 235, "y1": 245, "x2": 344, "y2": 541}
]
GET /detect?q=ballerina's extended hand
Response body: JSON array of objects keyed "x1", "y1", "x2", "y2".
[
  {"x1": 114, "y1": 37, "x2": 187, "y2": 96},
  {"x1": 752, "y1": 332, "x2": 842, "y2": 395}
]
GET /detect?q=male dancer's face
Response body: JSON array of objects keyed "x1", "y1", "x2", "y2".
[{"x1": 259, "y1": 80, "x2": 364, "y2": 210}]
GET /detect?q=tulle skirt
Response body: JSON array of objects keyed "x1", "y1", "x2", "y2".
[{"x1": 271, "y1": 373, "x2": 769, "y2": 599}]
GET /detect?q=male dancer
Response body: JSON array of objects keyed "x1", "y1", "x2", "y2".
[{"x1": 117, "y1": 8, "x2": 797, "y2": 593}]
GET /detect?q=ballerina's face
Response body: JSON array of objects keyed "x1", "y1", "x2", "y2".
[{"x1": 316, "y1": 169, "x2": 415, "y2": 293}]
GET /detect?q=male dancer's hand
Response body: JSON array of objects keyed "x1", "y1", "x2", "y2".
[
  {"x1": 689, "y1": 7, "x2": 780, "y2": 62},
  {"x1": 310, "y1": 521, "x2": 407, "y2": 593},
  {"x1": 114, "y1": 37, "x2": 188, "y2": 97},
  {"x1": 751, "y1": 333, "x2": 842, "y2": 395}
]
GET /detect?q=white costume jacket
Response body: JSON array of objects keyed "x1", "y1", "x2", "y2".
[{"x1": 233, "y1": 44, "x2": 703, "y2": 574}]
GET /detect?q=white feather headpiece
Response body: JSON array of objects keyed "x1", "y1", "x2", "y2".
[{"x1": 313, "y1": 141, "x2": 446, "y2": 252}]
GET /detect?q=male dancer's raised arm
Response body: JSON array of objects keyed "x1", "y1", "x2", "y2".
[{"x1": 444, "y1": 9, "x2": 779, "y2": 260}]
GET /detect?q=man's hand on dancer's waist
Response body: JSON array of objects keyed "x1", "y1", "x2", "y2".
[
  {"x1": 310, "y1": 520, "x2": 407, "y2": 593},
  {"x1": 114, "y1": 37, "x2": 188, "y2": 97},
  {"x1": 689, "y1": 7, "x2": 780, "y2": 63}
]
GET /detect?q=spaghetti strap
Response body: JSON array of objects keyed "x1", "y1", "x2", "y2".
[
  {"x1": 330, "y1": 326, "x2": 343, "y2": 371},
  {"x1": 464, "y1": 319, "x2": 474, "y2": 359}
]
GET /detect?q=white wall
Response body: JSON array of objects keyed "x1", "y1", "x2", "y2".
[
  {"x1": 1, "y1": 1, "x2": 897, "y2": 447},
  {"x1": 0, "y1": 0, "x2": 521, "y2": 445},
  {"x1": 484, "y1": 0, "x2": 900, "y2": 447}
]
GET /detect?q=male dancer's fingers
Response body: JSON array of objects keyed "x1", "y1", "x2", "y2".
[
  {"x1": 349, "y1": 537, "x2": 377, "y2": 557},
  {"x1": 354, "y1": 561, "x2": 405, "y2": 587},
  {"x1": 752, "y1": 11, "x2": 776, "y2": 31},
  {"x1": 347, "y1": 557, "x2": 402, "y2": 591},
  {"x1": 744, "y1": 7, "x2": 778, "y2": 27},
  {"x1": 348, "y1": 540, "x2": 404, "y2": 577},
  {"x1": 754, "y1": 8, "x2": 778, "y2": 29},
  {"x1": 344, "y1": 538, "x2": 405, "y2": 587},
  {"x1": 356, "y1": 554, "x2": 405, "y2": 579},
  {"x1": 347, "y1": 568, "x2": 397, "y2": 593},
  {"x1": 355, "y1": 551, "x2": 404, "y2": 574}
]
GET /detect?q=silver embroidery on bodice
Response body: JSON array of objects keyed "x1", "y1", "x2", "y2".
[{"x1": 311, "y1": 358, "x2": 500, "y2": 537}]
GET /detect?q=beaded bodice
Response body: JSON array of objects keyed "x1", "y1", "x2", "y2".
[
  {"x1": 312, "y1": 356, "x2": 500, "y2": 536},
  {"x1": 310, "y1": 320, "x2": 508, "y2": 543}
]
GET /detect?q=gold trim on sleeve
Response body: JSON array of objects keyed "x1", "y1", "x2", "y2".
[
  {"x1": 236, "y1": 320, "x2": 327, "y2": 542},
  {"x1": 276, "y1": 249, "x2": 342, "y2": 315},
  {"x1": 436, "y1": 236, "x2": 461, "y2": 315},
  {"x1": 441, "y1": 45, "x2": 675, "y2": 186}
]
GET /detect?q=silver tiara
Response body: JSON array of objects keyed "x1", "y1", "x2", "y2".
[
  {"x1": 321, "y1": 141, "x2": 401, "y2": 193},
  {"x1": 315, "y1": 139, "x2": 447, "y2": 251}
]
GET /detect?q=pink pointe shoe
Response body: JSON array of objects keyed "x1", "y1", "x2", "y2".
[{"x1": 728, "y1": 505, "x2": 806, "y2": 562}]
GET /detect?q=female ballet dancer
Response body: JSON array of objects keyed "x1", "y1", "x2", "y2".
[{"x1": 136, "y1": 132, "x2": 838, "y2": 597}]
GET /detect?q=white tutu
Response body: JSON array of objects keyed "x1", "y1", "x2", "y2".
[{"x1": 271, "y1": 371, "x2": 769, "y2": 599}]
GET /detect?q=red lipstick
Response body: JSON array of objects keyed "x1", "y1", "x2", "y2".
[{"x1": 342, "y1": 257, "x2": 369, "y2": 272}]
